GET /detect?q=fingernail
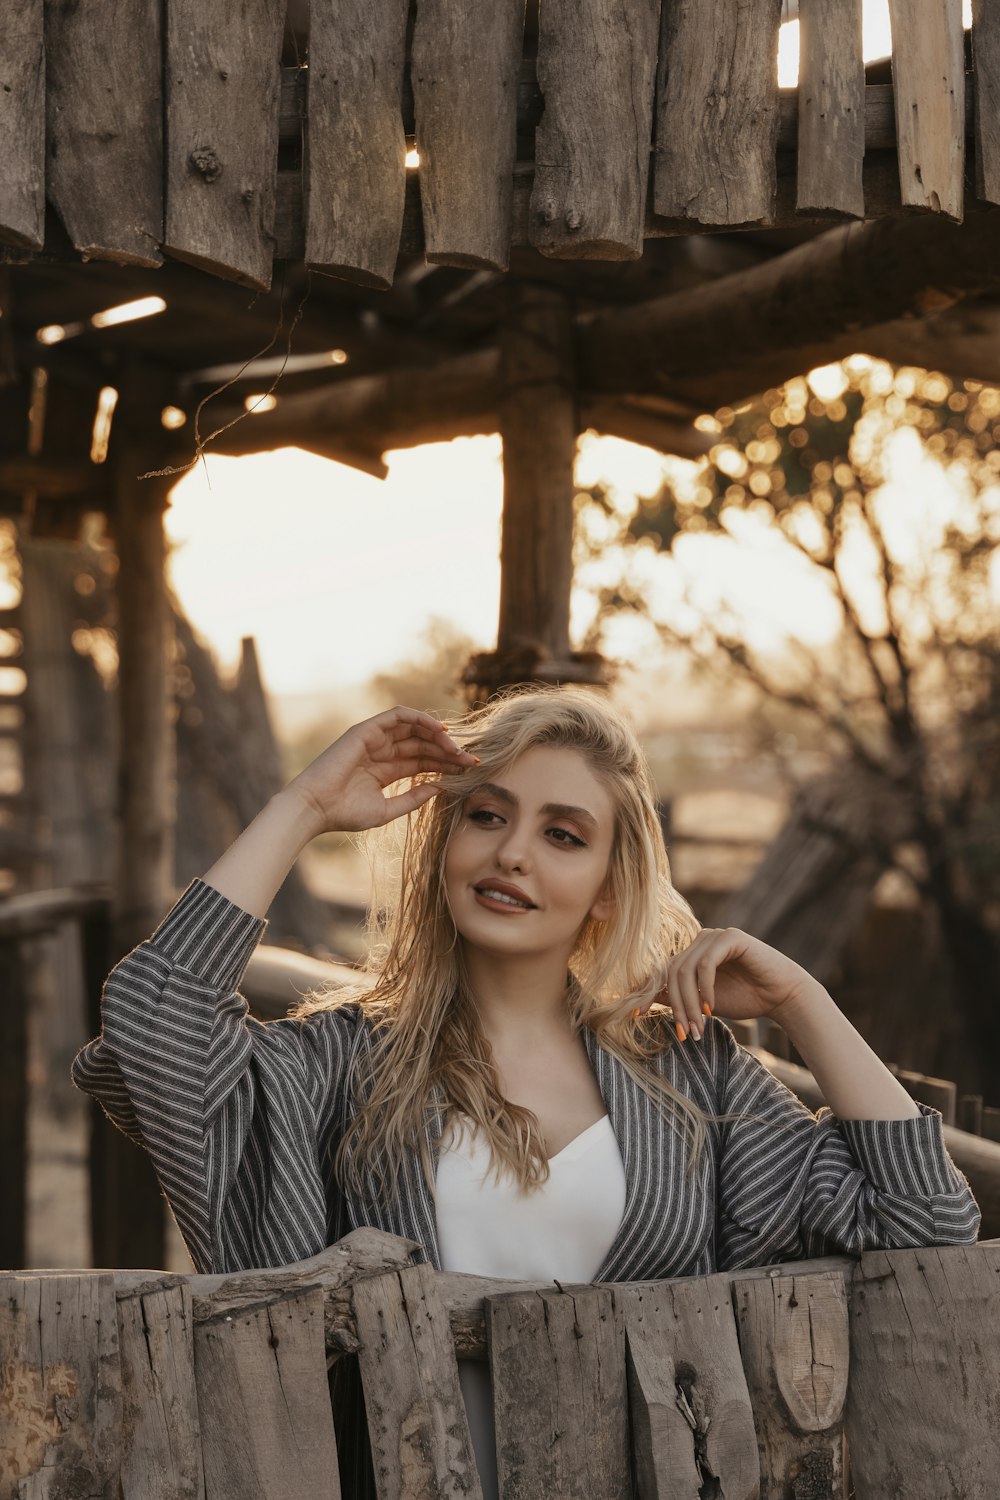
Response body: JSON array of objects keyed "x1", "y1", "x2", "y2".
[
  {"x1": 693, "y1": 1027, "x2": 702, "y2": 1042},
  {"x1": 631, "y1": 1007, "x2": 642, "y2": 1019},
  {"x1": 702, "y1": 1002, "x2": 712, "y2": 1017},
  {"x1": 675, "y1": 1021, "x2": 686, "y2": 1042}
]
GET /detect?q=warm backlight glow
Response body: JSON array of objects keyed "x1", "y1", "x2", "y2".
[
  {"x1": 778, "y1": 0, "x2": 972, "y2": 87},
  {"x1": 244, "y1": 393, "x2": 278, "y2": 413},
  {"x1": 90, "y1": 386, "x2": 119, "y2": 464},
  {"x1": 36, "y1": 325, "x2": 67, "y2": 345},
  {"x1": 161, "y1": 405, "x2": 187, "y2": 430},
  {"x1": 330, "y1": 349, "x2": 349, "y2": 365},
  {"x1": 405, "y1": 148, "x2": 421, "y2": 169},
  {"x1": 90, "y1": 296, "x2": 167, "y2": 329}
]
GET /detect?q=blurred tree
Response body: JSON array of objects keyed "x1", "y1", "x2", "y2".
[
  {"x1": 580, "y1": 358, "x2": 1000, "y2": 1089},
  {"x1": 369, "y1": 615, "x2": 477, "y2": 720}
]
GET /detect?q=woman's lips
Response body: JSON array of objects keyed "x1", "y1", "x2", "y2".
[{"x1": 472, "y1": 886, "x2": 535, "y2": 914}]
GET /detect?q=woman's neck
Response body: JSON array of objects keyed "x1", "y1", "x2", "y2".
[{"x1": 461, "y1": 943, "x2": 576, "y2": 1044}]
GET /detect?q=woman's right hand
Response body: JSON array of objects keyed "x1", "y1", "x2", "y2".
[{"x1": 284, "y1": 705, "x2": 479, "y2": 836}]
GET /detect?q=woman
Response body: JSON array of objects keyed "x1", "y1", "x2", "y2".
[{"x1": 72, "y1": 688, "x2": 981, "y2": 1496}]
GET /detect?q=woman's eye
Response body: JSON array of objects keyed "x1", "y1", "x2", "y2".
[
  {"x1": 468, "y1": 808, "x2": 502, "y2": 825},
  {"x1": 548, "y1": 827, "x2": 586, "y2": 847}
]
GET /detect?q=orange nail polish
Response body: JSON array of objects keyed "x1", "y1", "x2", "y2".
[
  {"x1": 702, "y1": 1002, "x2": 712, "y2": 1017},
  {"x1": 675, "y1": 1021, "x2": 686, "y2": 1042},
  {"x1": 631, "y1": 1007, "x2": 642, "y2": 1019}
]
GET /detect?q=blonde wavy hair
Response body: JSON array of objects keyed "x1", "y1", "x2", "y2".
[{"x1": 291, "y1": 686, "x2": 746, "y2": 1200}]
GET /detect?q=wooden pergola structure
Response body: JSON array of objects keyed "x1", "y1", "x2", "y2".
[{"x1": 4, "y1": 0, "x2": 1000, "y2": 1259}]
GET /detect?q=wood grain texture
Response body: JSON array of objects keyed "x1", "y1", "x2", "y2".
[
  {"x1": 488, "y1": 1288, "x2": 630, "y2": 1500},
  {"x1": 0, "y1": 1273, "x2": 122, "y2": 1500},
  {"x1": 616, "y1": 1275, "x2": 759, "y2": 1500},
  {"x1": 305, "y1": 0, "x2": 410, "y2": 288},
  {"x1": 734, "y1": 1271, "x2": 849, "y2": 1498},
  {"x1": 44, "y1": 0, "x2": 162, "y2": 266},
  {"x1": 972, "y1": 0, "x2": 1000, "y2": 203},
  {"x1": 412, "y1": 0, "x2": 525, "y2": 270},
  {"x1": 888, "y1": 0, "x2": 966, "y2": 219},
  {"x1": 654, "y1": 0, "x2": 784, "y2": 226},
  {"x1": 117, "y1": 1281, "x2": 204, "y2": 1500},
  {"x1": 194, "y1": 1287, "x2": 341, "y2": 1500},
  {"x1": 0, "y1": 0, "x2": 45, "y2": 251},
  {"x1": 796, "y1": 0, "x2": 865, "y2": 217},
  {"x1": 528, "y1": 0, "x2": 660, "y2": 259},
  {"x1": 846, "y1": 1244, "x2": 1000, "y2": 1498},
  {"x1": 352, "y1": 1264, "x2": 482, "y2": 1500},
  {"x1": 164, "y1": 0, "x2": 285, "y2": 288}
]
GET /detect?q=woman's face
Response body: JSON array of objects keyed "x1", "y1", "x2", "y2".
[{"x1": 444, "y1": 744, "x2": 616, "y2": 962}]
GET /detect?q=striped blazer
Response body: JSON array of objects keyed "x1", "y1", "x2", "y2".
[
  {"x1": 72, "y1": 878, "x2": 981, "y2": 1285},
  {"x1": 72, "y1": 879, "x2": 982, "y2": 1498}
]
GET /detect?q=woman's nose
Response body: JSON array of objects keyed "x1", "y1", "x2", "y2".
[{"x1": 495, "y1": 829, "x2": 529, "y2": 872}]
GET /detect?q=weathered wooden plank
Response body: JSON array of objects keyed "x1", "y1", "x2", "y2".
[
  {"x1": 887, "y1": 0, "x2": 966, "y2": 219},
  {"x1": 44, "y1": 0, "x2": 163, "y2": 266},
  {"x1": 0, "y1": 1274, "x2": 122, "y2": 1500},
  {"x1": 117, "y1": 1281, "x2": 204, "y2": 1500},
  {"x1": 847, "y1": 1244, "x2": 1000, "y2": 1497},
  {"x1": 0, "y1": 2, "x2": 45, "y2": 251},
  {"x1": 528, "y1": 0, "x2": 660, "y2": 259},
  {"x1": 164, "y1": 0, "x2": 285, "y2": 289},
  {"x1": 0, "y1": 941, "x2": 27, "y2": 1269},
  {"x1": 194, "y1": 1287, "x2": 341, "y2": 1500},
  {"x1": 958, "y1": 1091, "x2": 984, "y2": 1135},
  {"x1": 796, "y1": 0, "x2": 865, "y2": 217},
  {"x1": 972, "y1": 0, "x2": 1000, "y2": 203},
  {"x1": 352, "y1": 1264, "x2": 482, "y2": 1500},
  {"x1": 896, "y1": 1068, "x2": 957, "y2": 1124},
  {"x1": 654, "y1": 0, "x2": 785, "y2": 226},
  {"x1": 982, "y1": 1104, "x2": 1000, "y2": 1143},
  {"x1": 488, "y1": 1288, "x2": 630, "y2": 1500},
  {"x1": 733, "y1": 1270, "x2": 849, "y2": 1497},
  {"x1": 616, "y1": 1275, "x2": 759, "y2": 1500},
  {"x1": 305, "y1": 0, "x2": 410, "y2": 289},
  {"x1": 411, "y1": 0, "x2": 525, "y2": 270}
]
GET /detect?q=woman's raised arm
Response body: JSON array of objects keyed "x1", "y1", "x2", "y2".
[{"x1": 202, "y1": 705, "x2": 477, "y2": 917}]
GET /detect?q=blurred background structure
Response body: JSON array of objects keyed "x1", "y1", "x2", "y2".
[{"x1": 1, "y1": 0, "x2": 999, "y2": 1275}]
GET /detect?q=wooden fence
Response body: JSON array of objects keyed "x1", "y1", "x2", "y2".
[
  {"x1": 0, "y1": 1, "x2": 994, "y2": 290},
  {"x1": 5, "y1": 1227, "x2": 1000, "y2": 1499}
]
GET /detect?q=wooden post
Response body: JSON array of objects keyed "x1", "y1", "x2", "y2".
[
  {"x1": 0, "y1": 935, "x2": 28, "y2": 1267},
  {"x1": 92, "y1": 423, "x2": 176, "y2": 1269},
  {"x1": 466, "y1": 283, "x2": 605, "y2": 700}
]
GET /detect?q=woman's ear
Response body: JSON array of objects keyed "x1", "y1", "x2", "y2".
[{"x1": 589, "y1": 884, "x2": 615, "y2": 923}]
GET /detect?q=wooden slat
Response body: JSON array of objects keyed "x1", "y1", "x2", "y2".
[
  {"x1": 117, "y1": 1281, "x2": 204, "y2": 1500},
  {"x1": 958, "y1": 1092, "x2": 984, "y2": 1135},
  {"x1": 896, "y1": 1067, "x2": 957, "y2": 1124},
  {"x1": 305, "y1": 0, "x2": 410, "y2": 289},
  {"x1": 796, "y1": 0, "x2": 865, "y2": 217},
  {"x1": 616, "y1": 1275, "x2": 759, "y2": 1499},
  {"x1": 887, "y1": 0, "x2": 966, "y2": 219},
  {"x1": 44, "y1": 0, "x2": 163, "y2": 266},
  {"x1": 488, "y1": 1287, "x2": 630, "y2": 1499},
  {"x1": 352, "y1": 1264, "x2": 482, "y2": 1500},
  {"x1": 847, "y1": 1245, "x2": 1000, "y2": 1497},
  {"x1": 164, "y1": 0, "x2": 285, "y2": 289},
  {"x1": 195, "y1": 1287, "x2": 341, "y2": 1500},
  {"x1": 654, "y1": 0, "x2": 784, "y2": 226},
  {"x1": 982, "y1": 1105, "x2": 1000, "y2": 1143},
  {"x1": 0, "y1": 940, "x2": 27, "y2": 1269},
  {"x1": 973, "y1": 0, "x2": 1000, "y2": 203},
  {"x1": 0, "y1": 2, "x2": 45, "y2": 251},
  {"x1": 528, "y1": 0, "x2": 660, "y2": 259},
  {"x1": 411, "y1": 0, "x2": 525, "y2": 270},
  {"x1": 733, "y1": 1271, "x2": 849, "y2": 1495},
  {"x1": 0, "y1": 1274, "x2": 122, "y2": 1498}
]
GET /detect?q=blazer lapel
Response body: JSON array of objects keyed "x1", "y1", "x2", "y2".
[{"x1": 582, "y1": 1027, "x2": 649, "y2": 1281}]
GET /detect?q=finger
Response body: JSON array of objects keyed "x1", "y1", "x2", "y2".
[
  {"x1": 673, "y1": 960, "x2": 704, "y2": 1041},
  {"x1": 374, "y1": 757, "x2": 459, "y2": 786},
  {"x1": 380, "y1": 734, "x2": 476, "y2": 765},
  {"x1": 381, "y1": 781, "x2": 445, "y2": 821},
  {"x1": 385, "y1": 721, "x2": 477, "y2": 761}
]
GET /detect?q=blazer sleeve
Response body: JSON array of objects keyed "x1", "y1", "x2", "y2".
[
  {"x1": 71, "y1": 878, "x2": 359, "y2": 1275},
  {"x1": 712, "y1": 1019, "x2": 982, "y2": 1269}
]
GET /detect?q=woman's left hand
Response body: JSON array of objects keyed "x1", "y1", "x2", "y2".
[{"x1": 642, "y1": 927, "x2": 824, "y2": 1039}]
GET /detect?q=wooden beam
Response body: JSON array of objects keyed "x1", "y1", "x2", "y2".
[
  {"x1": 411, "y1": 0, "x2": 525, "y2": 270},
  {"x1": 164, "y1": 0, "x2": 285, "y2": 288},
  {"x1": 528, "y1": 0, "x2": 660, "y2": 260},
  {"x1": 305, "y1": 0, "x2": 409, "y2": 289},
  {"x1": 45, "y1": 0, "x2": 163, "y2": 267},
  {"x1": 888, "y1": 0, "x2": 966, "y2": 220},
  {"x1": 496, "y1": 284, "x2": 576, "y2": 663},
  {"x1": 796, "y1": 0, "x2": 865, "y2": 218},
  {"x1": 973, "y1": 0, "x2": 1000, "y2": 204},
  {"x1": 654, "y1": 0, "x2": 784, "y2": 227},
  {"x1": 0, "y1": 0, "x2": 45, "y2": 252}
]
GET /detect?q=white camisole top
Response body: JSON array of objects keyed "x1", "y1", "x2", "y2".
[{"x1": 435, "y1": 1113, "x2": 627, "y2": 1500}]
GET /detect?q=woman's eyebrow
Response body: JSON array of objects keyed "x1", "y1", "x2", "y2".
[{"x1": 474, "y1": 783, "x2": 598, "y2": 831}]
